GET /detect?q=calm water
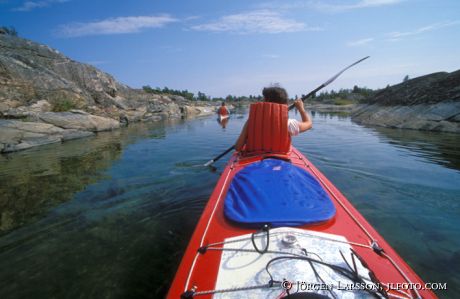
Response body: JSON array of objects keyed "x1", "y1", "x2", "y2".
[{"x1": 0, "y1": 111, "x2": 459, "y2": 298}]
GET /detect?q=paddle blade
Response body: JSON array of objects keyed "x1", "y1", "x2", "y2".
[
  {"x1": 323, "y1": 56, "x2": 370, "y2": 86},
  {"x1": 204, "y1": 159, "x2": 215, "y2": 167}
]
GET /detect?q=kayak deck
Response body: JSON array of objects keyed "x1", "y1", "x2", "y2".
[{"x1": 167, "y1": 148, "x2": 436, "y2": 298}]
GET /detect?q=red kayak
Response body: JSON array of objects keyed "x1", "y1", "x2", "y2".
[
  {"x1": 167, "y1": 147, "x2": 436, "y2": 299},
  {"x1": 218, "y1": 114, "x2": 229, "y2": 122},
  {"x1": 217, "y1": 106, "x2": 230, "y2": 120}
]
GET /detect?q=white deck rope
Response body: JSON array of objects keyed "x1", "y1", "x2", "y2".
[
  {"x1": 183, "y1": 159, "x2": 236, "y2": 292},
  {"x1": 382, "y1": 252, "x2": 422, "y2": 299},
  {"x1": 205, "y1": 230, "x2": 372, "y2": 250}
]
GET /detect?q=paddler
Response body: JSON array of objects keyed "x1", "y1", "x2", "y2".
[
  {"x1": 235, "y1": 85, "x2": 312, "y2": 151},
  {"x1": 217, "y1": 101, "x2": 229, "y2": 116}
]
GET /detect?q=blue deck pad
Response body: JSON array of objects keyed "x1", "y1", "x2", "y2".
[{"x1": 224, "y1": 159, "x2": 336, "y2": 227}]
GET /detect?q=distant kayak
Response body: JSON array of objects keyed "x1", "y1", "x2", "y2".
[
  {"x1": 168, "y1": 147, "x2": 437, "y2": 299},
  {"x1": 218, "y1": 114, "x2": 229, "y2": 121}
]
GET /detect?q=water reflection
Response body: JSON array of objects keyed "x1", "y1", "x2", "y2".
[
  {"x1": 0, "y1": 122, "x2": 170, "y2": 234},
  {"x1": 0, "y1": 117, "x2": 222, "y2": 299},
  {"x1": 372, "y1": 126, "x2": 460, "y2": 171},
  {"x1": 315, "y1": 111, "x2": 351, "y2": 120}
]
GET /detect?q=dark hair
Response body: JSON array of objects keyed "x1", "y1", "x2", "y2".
[
  {"x1": 221, "y1": 102, "x2": 226, "y2": 106},
  {"x1": 262, "y1": 86, "x2": 288, "y2": 104}
]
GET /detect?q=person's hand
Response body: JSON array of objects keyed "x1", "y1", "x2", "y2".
[{"x1": 294, "y1": 99, "x2": 305, "y2": 112}]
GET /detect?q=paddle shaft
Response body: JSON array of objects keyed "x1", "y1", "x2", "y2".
[
  {"x1": 288, "y1": 55, "x2": 370, "y2": 111},
  {"x1": 288, "y1": 84, "x2": 325, "y2": 111},
  {"x1": 204, "y1": 146, "x2": 235, "y2": 167},
  {"x1": 205, "y1": 56, "x2": 370, "y2": 166}
]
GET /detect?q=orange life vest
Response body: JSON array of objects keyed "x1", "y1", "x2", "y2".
[
  {"x1": 243, "y1": 102, "x2": 291, "y2": 156},
  {"x1": 218, "y1": 106, "x2": 229, "y2": 116}
]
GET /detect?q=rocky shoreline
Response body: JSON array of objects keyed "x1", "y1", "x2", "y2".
[
  {"x1": 0, "y1": 34, "x2": 215, "y2": 153},
  {"x1": 351, "y1": 70, "x2": 460, "y2": 133},
  {"x1": 0, "y1": 103, "x2": 215, "y2": 153},
  {"x1": 352, "y1": 102, "x2": 460, "y2": 133}
]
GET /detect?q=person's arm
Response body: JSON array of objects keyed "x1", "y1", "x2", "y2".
[
  {"x1": 294, "y1": 99, "x2": 312, "y2": 133},
  {"x1": 235, "y1": 121, "x2": 248, "y2": 151}
]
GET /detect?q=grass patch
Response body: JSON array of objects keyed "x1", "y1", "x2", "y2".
[
  {"x1": 52, "y1": 99, "x2": 77, "y2": 112},
  {"x1": 333, "y1": 98, "x2": 355, "y2": 106}
]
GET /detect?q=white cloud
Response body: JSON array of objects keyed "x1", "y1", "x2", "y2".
[
  {"x1": 56, "y1": 15, "x2": 177, "y2": 37},
  {"x1": 352, "y1": 0, "x2": 403, "y2": 8},
  {"x1": 346, "y1": 20, "x2": 460, "y2": 46},
  {"x1": 191, "y1": 10, "x2": 320, "y2": 34},
  {"x1": 184, "y1": 16, "x2": 201, "y2": 21},
  {"x1": 314, "y1": 0, "x2": 403, "y2": 12},
  {"x1": 13, "y1": 0, "x2": 69, "y2": 12},
  {"x1": 347, "y1": 37, "x2": 374, "y2": 47},
  {"x1": 261, "y1": 0, "x2": 404, "y2": 12},
  {"x1": 387, "y1": 20, "x2": 460, "y2": 39}
]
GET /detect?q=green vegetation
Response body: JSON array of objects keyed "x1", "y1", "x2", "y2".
[
  {"x1": 311, "y1": 85, "x2": 376, "y2": 105},
  {"x1": 52, "y1": 99, "x2": 77, "y2": 112},
  {"x1": 143, "y1": 84, "x2": 379, "y2": 105},
  {"x1": 142, "y1": 85, "x2": 262, "y2": 102},
  {"x1": 333, "y1": 98, "x2": 356, "y2": 106},
  {"x1": 143, "y1": 85, "x2": 195, "y2": 101},
  {"x1": 0, "y1": 26, "x2": 18, "y2": 36},
  {"x1": 223, "y1": 95, "x2": 263, "y2": 102}
]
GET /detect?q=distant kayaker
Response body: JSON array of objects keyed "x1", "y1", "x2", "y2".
[
  {"x1": 217, "y1": 102, "x2": 229, "y2": 116},
  {"x1": 235, "y1": 86, "x2": 312, "y2": 151}
]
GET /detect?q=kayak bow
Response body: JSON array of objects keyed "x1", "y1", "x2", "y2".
[{"x1": 168, "y1": 148, "x2": 437, "y2": 299}]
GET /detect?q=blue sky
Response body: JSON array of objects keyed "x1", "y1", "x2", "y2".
[{"x1": 1, "y1": 0, "x2": 459, "y2": 97}]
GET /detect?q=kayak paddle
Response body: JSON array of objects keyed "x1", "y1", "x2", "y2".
[
  {"x1": 204, "y1": 56, "x2": 370, "y2": 167},
  {"x1": 289, "y1": 56, "x2": 370, "y2": 110},
  {"x1": 204, "y1": 146, "x2": 235, "y2": 167}
]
